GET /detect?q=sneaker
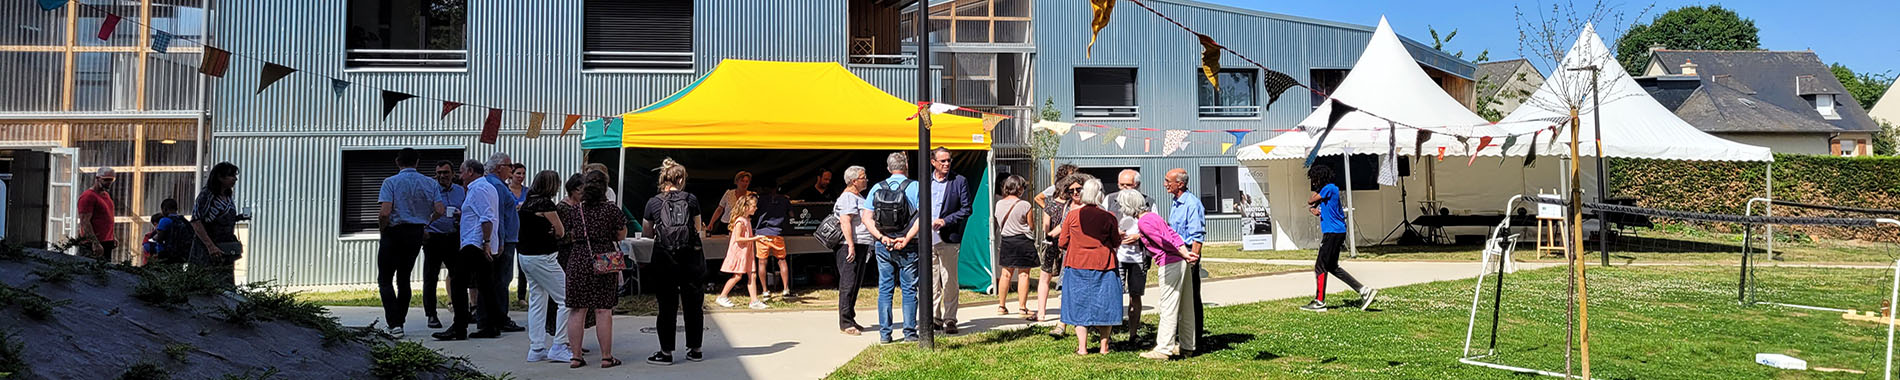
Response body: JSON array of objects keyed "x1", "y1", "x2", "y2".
[
  {"x1": 879, "y1": 336, "x2": 896, "y2": 345},
  {"x1": 749, "y1": 301, "x2": 769, "y2": 310},
  {"x1": 388, "y1": 326, "x2": 405, "y2": 339},
  {"x1": 1300, "y1": 300, "x2": 1328, "y2": 312},
  {"x1": 685, "y1": 349, "x2": 704, "y2": 362},
  {"x1": 1139, "y1": 350, "x2": 1171, "y2": 360},
  {"x1": 527, "y1": 348, "x2": 548, "y2": 363},
  {"x1": 647, "y1": 351, "x2": 674, "y2": 366},
  {"x1": 1359, "y1": 287, "x2": 1380, "y2": 311},
  {"x1": 943, "y1": 322, "x2": 958, "y2": 335},
  {"x1": 427, "y1": 316, "x2": 443, "y2": 329},
  {"x1": 547, "y1": 344, "x2": 575, "y2": 362},
  {"x1": 470, "y1": 329, "x2": 502, "y2": 339},
  {"x1": 715, "y1": 297, "x2": 736, "y2": 308}
]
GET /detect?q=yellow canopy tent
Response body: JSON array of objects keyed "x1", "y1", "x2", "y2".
[{"x1": 620, "y1": 59, "x2": 990, "y2": 151}]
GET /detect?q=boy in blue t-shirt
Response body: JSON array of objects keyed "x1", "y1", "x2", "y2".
[{"x1": 1302, "y1": 164, "x2": 1378, "y2": 312}]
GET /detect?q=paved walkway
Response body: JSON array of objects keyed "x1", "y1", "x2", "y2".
[{"x1": 327, "y1": 260, "x2": 1557, "y2": 380}]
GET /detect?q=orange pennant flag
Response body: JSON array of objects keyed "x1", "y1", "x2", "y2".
[
  {"x1": 980, "y1": 114, "x2": 1005, "y2": 133},
  {"x1": 1086, "y1": 0, "x2": 1117, "y2": 58},
  {"x1": 1258, "y1": 145, "x2": 1276, "y2": 156},
  {"x1": 1197, "y1": 33, "x2": 1222, "y2": 91},
  {"x1": 560, "y1": 115, "x2": 582, "y2": 136}
]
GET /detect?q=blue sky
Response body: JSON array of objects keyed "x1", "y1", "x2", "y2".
[{"x1": 1198, "y1": 0, "x2": 1900, "y2": 78}]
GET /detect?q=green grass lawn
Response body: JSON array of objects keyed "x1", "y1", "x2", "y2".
[
  {"x1": 297, "y1": 261, "x2": 1304, "y2": 316},
  {"x1": 1203, "y1": 227, "x2": 1899, "y2": 265},
  {"x1": 829, "y1": 265, "x2": 1897, "y2": 379}
]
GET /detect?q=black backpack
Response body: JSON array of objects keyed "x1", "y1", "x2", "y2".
[
  {"x1": 652, "y1": 193, "x2": 700, "y2": 256},
  {"x1": 157, "y1": 215, "x2": 194, "y2": 261},
  {"x1": 872, "y1": 180, "x2": 915, "y2": 236}
]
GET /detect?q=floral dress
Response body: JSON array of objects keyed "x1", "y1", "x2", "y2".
[{"x1": 558, "y1": 200, "x2": 626, "y2": 310}]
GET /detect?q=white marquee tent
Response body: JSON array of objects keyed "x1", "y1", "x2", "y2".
[{"x1": 1237, "y1": 21, "x2": 1771, "y2": 250}]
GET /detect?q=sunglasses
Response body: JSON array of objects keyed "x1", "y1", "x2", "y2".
[{"x1": 1065, "y1": 187, "x2": 1082, "y2": 194}]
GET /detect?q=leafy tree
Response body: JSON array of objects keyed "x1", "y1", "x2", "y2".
[
  {"x1": 1614, "y1": 5, "x2": 1760, "y2": 76},
  {"x1": 1830, "y1": 63, "x2": 1892, "y2": 110},
  {"x1": 1475, "y1": 70, "x2": 1535, "y2": 122},
  {"x1": 1428, "y1": 26, "x2": 1488, "y2": 62},
  {"x1": 1876, "y1": 121, "x2": 1897, "y2": 156},
  {"x1": 1030, "y1": 97, "x2": 1063, "y2": 183}
]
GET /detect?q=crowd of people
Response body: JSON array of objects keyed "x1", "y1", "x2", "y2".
[{"x1": 74, "y1": 162, "x2": 248, "y2": 285}]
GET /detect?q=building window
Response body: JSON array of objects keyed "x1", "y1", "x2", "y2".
[
  {"x1": 1075, "y1": 68, "x2": 1138, "y2": 119},
  {"x1": 1197, "y1": 69, "x2": 1259, "y2": 118},
  {"x1": 902, "y1": 0, "x2": 1031, "y2": 46},
  {"x1": 939, "y1": 52, "x2": 1027, "y2": 107},
  {"x1": 1837, "y1": 139, "x2": 1864, "y2": 157},
  {"x1": 1814, "y1": 94, "x2": 1842, "y2": 120},
  {"x1": 584, "y1": 0, "x2": 694, "y2": 71},
  {"x1": 345, "y1": 0, "x2": 468, "y2": 69},
  {"x1": 1199, "y1": 166, "x2": 1241, "y2": 215},
  {"x1": 1310, "y1": 69, "x2": 1350, "y2": 109},
  {"x1": 339, "y1": 149, "x2": 462, "y2": 235}
]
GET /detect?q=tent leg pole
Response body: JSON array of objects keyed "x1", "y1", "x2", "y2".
[{"x1": 1345, "y1": 155, "x2": 1357, "y2": 258}]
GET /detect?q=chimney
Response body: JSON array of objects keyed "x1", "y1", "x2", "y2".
[
  {"x1": 1649, "y1": 43, "x2": 1667, "y2": 53},
  {"x1": 1679, "y1": 59, "x2": 1698, "y2": 76}
]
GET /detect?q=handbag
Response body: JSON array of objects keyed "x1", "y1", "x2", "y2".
[
  {"x1": 580, "y1": 203, "x2": 629, "y2": 274},
  {"x1": 814, "y1": 212, "x2": 845, "y2": 251}
]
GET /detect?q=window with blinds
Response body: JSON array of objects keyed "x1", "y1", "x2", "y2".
[
  {"x1": 339, "y1": 149, "x2": 462, "y2": 235},
  {"x1": 1074, "y1": 67, "x2": 1139, "y2": 119},
  {"x1": 584, "y1": 0, "x2": 694, "y2": 71},
  {"x1": 344, "y1": 0, "x2": 468, "y2": 69}
]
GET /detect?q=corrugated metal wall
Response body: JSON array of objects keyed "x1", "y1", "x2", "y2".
[
  {"x1": 212, "y1": 0, "x2": 926, "y2": 287},
  {"x1": 1032, "y1": 0, "x2": 1476, "y2": 242}
]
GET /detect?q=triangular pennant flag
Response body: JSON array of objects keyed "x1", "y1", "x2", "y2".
[
  {"x1": 1548, "y1": 126, "x2": 1561, "y2": 146},
  {"x1": 1032, "y1": 120, "x2": 1075, "y2": 135},
  {"x1": 525, "y1": 112, "x2": 546, "y2": 139},
  {"x1": 479, "y1": 109, "x2": 503, "y2": 145},
  {"x1": 1262, "y1": 69, "x2": 1300, "y2": 107},
  {"x1": 380, "y1": 91, "x2": 415, "y2": 120},
  {"x1": 1196, "y1": 33, "x2": 1222, "y2": 91},
  {"x1": 1114, "y1": 136, "x2": 1128, "y2": 149},
  {"x1": 1258, "y1": 145, "x2": 1276, "y2": 156},
  {"x1": 1525, "y1": 131, "x2": 1540, "y2": 167},
  {"x1": 1437, "y1": 146, "x2": 1447, "y2": 162},
  {"x1": 1414, "y1": 129, "x2": 1433, "y2": 159},
  {"x1": 96, "y1": 14, "x2": 121, "y2": 40},
  {"x1": 1101, "y1": 128, "x2": 1124, "y2": 146},
  {"x1": 1077, "y1": 130, "x2": 1100, "y2": 142},
  {"x1": 927, "y1": 102, "x2": 959, "y2": 114},
  {"x1": 1379, "y1": 153, "x2": 1398, "y2": 186},
  {"x1": 1163, "y1": 130, "x2": 1191, "y2": 157},
  {"x1": 980, "y1": 114, "x2": 1005, "y2": 133},
  {"x1": 1227, "y1": 130, "x2": 1250, "y2": 146},
  {"x1": 150, "y1": 30, "x2": 173, "y2": 54},
  {"x1": 197, "y1": 47, "x2": 231, "y2": 78},
  {"x1": 256, "y1": 63, "x2": 296, "y2": 94},
  {"x1": 1220, "y1": 142, "x2": 1235, "y2": 153},
  {"x1": 1304, "y1": 124, "x2": 1337, "y2": 168},
  {"x1": 560, "y1": 115, "x2": 582, "y2": 135},
  {"x1": 1501, "y1": 135, "x2": 1520, "y2": 154},
  {"x1": 331, "y1": 79, "x2": 350, "y2": 98},
  {"x1": 1469, "y1": 136, "x2": 1493, "y2": 166},
  {"x1": 440, "y1": 101, "x2": 463, "y2": 119},
  {"x1": 1326, "y1": 99, "x2": 1357, "y2": 130},
  {"x1": 38, "y1": 0, "x2": 64, "y2": 11},
  {"x1": 1086, "y1": 0, "x2": 1117, "y2": 58}
]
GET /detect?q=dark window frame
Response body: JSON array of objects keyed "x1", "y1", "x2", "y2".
[
  {"x1": 344, "y1": 0, "x2": 470, "y2": 69},
  {"x1": 1309, "y1": 68, "x2": 1350, "y2": 110},
  {"x1": 583, "y1": 0, "x2": 695, "y2": 71},
  {"x1": 1074, "y1": 67, "x2": 1139, "y2": 119},
  {"x1": 1196, "y1": 68, "x2": 1261, "y2": 119},
  {"x1": 1198, "y1": 166, "x2": 1241, "y2": 215},
  {"x1": 339, "y1": 148, "x2": 463, "y2": 236}
]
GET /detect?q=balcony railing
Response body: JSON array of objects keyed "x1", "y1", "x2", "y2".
[
  {"x1": 1198, "y1": 105, "x2": 1262, "y2": 119},
  {"x1": 1075, "y1": 105, "x2": 1140, "y2": 120},
  {"x1": 848, "y1": 54, "x2": 918, "y2": 66},
  {"x1": 345, "y1": 49, "x2": 468, "y2": 70},
  {"x1": 583, "y1": 51, "x2": 694, "y2": 71},
  {"x1": 987, "y1": 107, "x2": 1032, "y2": 148}
]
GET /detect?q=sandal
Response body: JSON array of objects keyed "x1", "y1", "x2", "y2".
[
  {"x1": 600, "y1": 357, "x2": 623, "y2": 369},
  {"x1": 1075, "y1": 349, "x2": 1090, "y2": 356},
  {"x1": 998, "y1": 305, "x2": 1010, "y2": 315},
  {"x1": 568, "y1": 358, "x2": 586, "y2": 369},
  {"x1": 1023, "y1": 311, "x2": 1039, "y2": 321}
]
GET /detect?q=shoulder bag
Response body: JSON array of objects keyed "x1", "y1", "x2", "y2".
[{"x1": 580, "y1": 203, "x2": 629, "y2": 274}]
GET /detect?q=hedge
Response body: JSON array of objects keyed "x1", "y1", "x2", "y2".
[{"x1": 1608, "y1": 153, "x2": 1900, "y2": 241}]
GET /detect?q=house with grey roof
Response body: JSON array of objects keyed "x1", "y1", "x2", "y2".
[
  {"x1": 1475, "y1": 58, "x2": 1545, "y2": 119},
  {"x1": 1636, "y1": 49, "x2": 1882, "y2": 156}
]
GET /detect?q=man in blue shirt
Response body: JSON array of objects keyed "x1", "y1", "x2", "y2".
[
  {"x1": 925, "y1": 147, "x2": 972, "y2": 334},
  {"x1": 1163, "y1": 168, "x2": 1206, "y2": 347},
  {"x1": 1302, "y1": 164, "x2": 1377, "y2": 312},
  {"x1": 860, "y1": 152, "x2": 922, "y2": 344},
  {"x1": 478, "y1": 152, "x2": 525, "y2": 333},
  {"x1": 422, "y1": 160, "x2": 465, "y2": 329},
  {"x1": 376, "y1": 148, "x2": 446, "y2": 338}
]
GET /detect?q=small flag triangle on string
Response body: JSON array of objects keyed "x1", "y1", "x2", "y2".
[
  {"x1": 1437, "y1": 146, "x2": 1447, "y2": 162},
  {"x1": 1258, "y1": 145, "x2": 1276, "y2": 156},
  {"x1": 1379, "y1": 153, "x2": 1398, "y2": 186},
  {"x1": 1469, "y1": 136, "x2": 1492, "y2": 166},
  {"x1": 1114, "y1": 135, "x2": 1128, "y2": 149},
  {"x1": 1032, "y1": 120, "x2": 1075, "y2": 135},
  {"x1": 560, "y1": 115, "x2": 582, "y2": 135},
  {"x1": 1077, "y1": 130, "x2": 1100, "y2": 142},
  {"x1": 38, "y1": 0, "x2": 64, "y2": 11},
  {"x1": 1227, "y1": 130, "x2": 1250, "y2": 148},
  {"x1": 331, "y1": 79, "x2": 350, "y2": 98},
  {"x1": 1163, "y1": 130, "x2": 1191, "y2": 157},
  {"x1": 97, "y1": 14, "x2": 120, "y2": 40},
  {"x1": 525, "y1": 112, "x2": 546, "y2": 139},
  {"x1": 1414, "y1": 129, "x2": 1433, "y2": 159},
  {"x1": 1548, "y1": 126, "x2": 1561, "y2": 146},
  {"x1": 1220, "y1": 142, "x2": 1235, "y2": 153},
  {"x1": 440, "y1": 101, "x2": 462, "y2": 119},
  {"x1": 150, "y1": 30, "x2": 173, "y2": 53},
  {"x1": 380, "y1": 91, "x2": 415, "y2": 120},
  {"x1": 256, "y1": 63, "x2": 295, "y2": 94},
  {"x1": 1196, "y1": 33, "x2": 1222, "y2": 91},
  {"x1": 927, "y1": 102, "x2": 959, "y2": 114},
  {"x1": 1500, "y1": 135, "x2": 1520, "y2": 154},
  {"x1": 1525, "y1": 131, "x2": 1540, "y2": 167},
  {"x1": 980, "y1": 114, "x2": 1005, "y2": 133},
  {"x1": 1101, "y1": 128, "x2": 1124, "y2": 146},
  {"x1": 1144, "y1": 137, "x2": 1152, "y2": 153},
  {"x1": 479, "y1": 109, "x2": 503, "y2": 145},
  {"x1": 198, "y1": 47, "x2": 231, "y2": 77}
]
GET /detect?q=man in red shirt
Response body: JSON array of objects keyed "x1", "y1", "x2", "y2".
[{"x1": 77, "y1": 167, "x2": 118, "y2": 261}]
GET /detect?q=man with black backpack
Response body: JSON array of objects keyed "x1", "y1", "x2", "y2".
[
  {"x1": 143, "y1": 199, "x2": 190, "y2": 266},
  {"x1": 860, "y1": 152, "x2": 923, "y2": 344}
]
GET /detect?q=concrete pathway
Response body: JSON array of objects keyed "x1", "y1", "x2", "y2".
[{"x1": 327, "y1": 260, "x2": 1555, "y2": 380}]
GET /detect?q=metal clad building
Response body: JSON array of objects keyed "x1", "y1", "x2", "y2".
[
  {"x1": 214, "y1": 0, "x2": 934, "y2": 287},
  {"x1": 1032, "y1": 0, "x2": 1476, "y2": 242}
]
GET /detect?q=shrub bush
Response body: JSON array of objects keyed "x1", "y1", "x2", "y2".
[{"x1": 1610, "y1": 153, "x2": 1900, "y2": 241}]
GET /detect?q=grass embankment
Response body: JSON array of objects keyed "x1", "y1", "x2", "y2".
[{"x1": 831, "y1": 265, "x2": 1895, "y2": 379}]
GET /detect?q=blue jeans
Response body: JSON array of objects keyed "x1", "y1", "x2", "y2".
[{"x1": 874, "y1": 241, "x2": 918, "y2": 341}]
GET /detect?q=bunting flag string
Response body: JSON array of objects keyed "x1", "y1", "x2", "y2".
[
  {"x1": 1226, "y1": 130, "x2": 1250, "y2": 148},
  {"x1": 926, "y1": 102, "x2": 960, "y2": 115},
  {"x1": 441, "y1": 101, "x2": 463, "y2": 119},
  {"x1": 1032, "y1": 120, "x2": 1076, "y2": 135},
  {"x1": 1257, "y1": 145, "x2": 1276, "y2": 156},
  {"x1": 479, "y1": 109, "x2": 503, "y2": 145},
  {"x1": 560, "y1": 115, "x2": 582, "y2": 136},
  {"x1": 1220, "y1": 142, "x2": 1234, "y2": 153},
  {"x1": 525, "y1": 112, "x2": 546, "y2": 139},
  {"x1": 1078, "y1": 130, "x2": 1100, "y2": 142},
  {"x1": 256, "y1": 63, "x2": 296, "y2": 94},
  {"x1": 1114, "y1": 136, "x2": 1129, "y2": 149},
  {"x1": 331, "y1": 79, "x2": 350, "y2": 98},
  {"x1": 1468, "y1": 136, "x2": 1493, "y2": 166},
  {"x1": 381, "y1": 91, "x2": 415, "y2": 120},
  {"x1": 1163, "y1": 129, "x2": 1191, "y2": 156}
]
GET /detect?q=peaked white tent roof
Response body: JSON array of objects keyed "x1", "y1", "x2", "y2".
[
  {"x1": 1496, "y1": 24, "x2": 1772, "y2": 162},
  {"x1": 1239, "y1": 17, "x2": 1535, "y2": 161}
]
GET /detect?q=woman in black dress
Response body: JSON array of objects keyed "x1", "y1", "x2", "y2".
[{"x1": 559, "y1": 171, "x2": 627, "y2": 369}]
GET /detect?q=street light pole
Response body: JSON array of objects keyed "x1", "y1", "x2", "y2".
[{"x1": 913, "y1": 0, "x2": 936, "y2": 349}]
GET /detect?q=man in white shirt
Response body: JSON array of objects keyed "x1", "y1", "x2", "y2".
[{"x1": 435, "y1": 159, "x2": 503, "y2": 341}]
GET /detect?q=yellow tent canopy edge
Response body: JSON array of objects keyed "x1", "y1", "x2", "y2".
[{"x1": 619, "y1": 59, "x2": 990, "y2": 151}]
